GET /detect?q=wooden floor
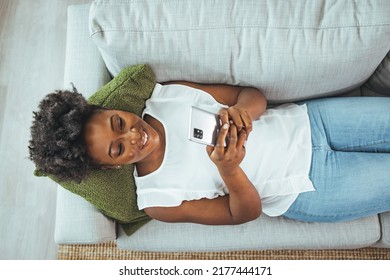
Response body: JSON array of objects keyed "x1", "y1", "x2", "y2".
[{"x1": 0, "y1": 0, "x2": 92, "y2": 260}]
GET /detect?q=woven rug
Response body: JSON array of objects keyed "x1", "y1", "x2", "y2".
[{"x1": 58, "y1": 241, "x2": 390, "y2": 260}]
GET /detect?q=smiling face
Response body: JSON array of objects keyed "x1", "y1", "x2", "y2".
[{"x1": 83, "y1": 109, "x2": 161, "y2": 166}]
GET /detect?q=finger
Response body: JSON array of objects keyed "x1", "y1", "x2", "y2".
[
  {"x1": 228, "y1": 107, "x2": 244, "y2": 131},
  {"x1": 214, "y1": 122, "x2": 229, "y2": 152},
  {"x1": 237, "y1": 128, "x2": 248, "y2": 149},
  {"x1": 240, "y1": 111, "x2": 253, "y2": 133},
  {"x1": 206, "y1": 145, "x2": 213, "y2": 156},
  {"x1": 225, "y1": 123, "x2": 238, "y2": 154},
  {"x1": 218, "y1": 109, "x2": 229, "y2": 128}
]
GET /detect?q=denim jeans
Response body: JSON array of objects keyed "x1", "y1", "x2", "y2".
[{"x1": 283, "y1": 97, "x2": 390, "y2": 222}]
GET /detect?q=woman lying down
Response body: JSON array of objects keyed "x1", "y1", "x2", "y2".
[{"x1": 29, "y1": 81, "x2": 390, "y2": 225}]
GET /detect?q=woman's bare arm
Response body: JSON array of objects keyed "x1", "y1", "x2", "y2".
[{"x1": 162, "y1": 81, "x2": 267, "y2": 123}]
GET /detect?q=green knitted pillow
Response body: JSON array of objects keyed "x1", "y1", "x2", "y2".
[{"x1": 37, "y1": 64, "x2": 154, "y2": 235}]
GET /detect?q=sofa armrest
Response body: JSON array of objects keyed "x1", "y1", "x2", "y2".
[
  {"x1": 54, "y1": 4, "x2": 114, "y2": 244},
  {"x1": 55, "y1": 186, "x2": 116, "y2": 244},
  {"x1": 63, "y1": 4, "x2": 111, "y2": 97}
]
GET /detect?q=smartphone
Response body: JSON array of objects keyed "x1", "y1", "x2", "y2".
[{"x1": 188, "y1": 106, "x2": 221, "y2": 146}]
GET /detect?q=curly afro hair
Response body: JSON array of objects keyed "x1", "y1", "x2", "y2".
[{"x1": 29, "y1": 88, "x2": 100, "y2": 183}]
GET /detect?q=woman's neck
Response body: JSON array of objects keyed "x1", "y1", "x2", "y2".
[{"x1": 136, "y1": 114, "x2": 166, "y2": 176}]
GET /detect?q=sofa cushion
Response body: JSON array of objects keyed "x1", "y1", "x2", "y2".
[
  {"x1": 90, "y1": 0, "x2": 390, "y2": 103},
  {"x1": 117, "y1": 215, "x2": 381, "y2": 251},
  {"x1": 374, "y1": 212, "x2": 390, "y2": 248}
]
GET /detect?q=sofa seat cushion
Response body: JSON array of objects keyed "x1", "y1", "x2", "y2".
[
  {"x1": 374, "y1": 212, "x2": 390, "y2": 247},
  {"x1": 117, "y1": 215, "x2": 381, "y2": 251},
  {"x1": 90, "y1": 0, "x2": 390, "y2": 103}
]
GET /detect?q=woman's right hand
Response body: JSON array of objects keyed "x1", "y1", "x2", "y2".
[{"x1": 206, "y1": 121, "x2": 247, "y2": 176}]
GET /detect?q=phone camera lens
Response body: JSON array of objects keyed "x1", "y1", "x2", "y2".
[{"x1": 194, "y1": 128, "x2": 203, "y2": 139}]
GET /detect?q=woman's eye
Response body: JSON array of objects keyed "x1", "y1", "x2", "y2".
[
  {"x1": 118, "y1": 117, "x2": 124, "y2": 130},
  {"x1": 117, "y1": 143, "x2": 123, "y2": 156}
]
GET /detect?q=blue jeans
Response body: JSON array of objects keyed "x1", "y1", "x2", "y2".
[{"x1": 283, "y1": 97, "x2": 390, "y2": 222}]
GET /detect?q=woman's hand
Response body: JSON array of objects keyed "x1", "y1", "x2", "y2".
[
  {"x1": 218, "y1": 106, "x2": 253, "y2": 134},
  {"x1": 206, "y1": 121, "x2": 247, "y2": 176},
  {"x1": 208, "y1": 106, "x2": 251, "y2": 175}
]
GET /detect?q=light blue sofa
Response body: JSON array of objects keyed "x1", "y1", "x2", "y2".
[{"x1": 55, "y1": 1, "x2": 390, "y2": 251}]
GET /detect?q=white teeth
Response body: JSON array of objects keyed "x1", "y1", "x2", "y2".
[{"x1": 142, "y1": 130, "x2": 148, "y2": 147}]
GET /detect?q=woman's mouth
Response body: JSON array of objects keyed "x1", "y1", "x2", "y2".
[{"x1": 141, "y1": 130, "x2": 148, "y2": 149}]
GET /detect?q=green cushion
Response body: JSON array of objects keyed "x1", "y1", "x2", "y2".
[{"x1": 37, "y1": 64, "x2": 154, "y2": 235}]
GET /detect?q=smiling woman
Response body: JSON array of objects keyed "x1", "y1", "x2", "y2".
[
  {"x1": 29, "y1": 77, "x2": 390, "y2": 228},
  {"x1": 30, "y1": 81, "x2": 267, "y2": 225},
  {"x1": 83, "y1": 109, "x2": 165, "y2": 171}
]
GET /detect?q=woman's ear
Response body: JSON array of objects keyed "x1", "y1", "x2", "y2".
[{"x1": 99, "y1": 165, "x2": 122, "y2": 170}]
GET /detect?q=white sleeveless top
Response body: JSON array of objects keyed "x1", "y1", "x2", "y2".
[{"x1": 134, "y1": 83, "x2": 314, "y2": 217}]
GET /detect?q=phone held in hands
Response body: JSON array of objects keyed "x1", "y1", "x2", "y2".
[{"x1": 188, "y1": 106, "x2": 221, "y2": 146}]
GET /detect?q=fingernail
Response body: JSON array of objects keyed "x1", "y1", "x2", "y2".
[{"x1": 222, "y1": 123, "x2": 229, "y2": 130}]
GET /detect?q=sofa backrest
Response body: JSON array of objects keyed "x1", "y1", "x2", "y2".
[{"x1": 89, "y1": 0, "x2": 390, "y2": 103}]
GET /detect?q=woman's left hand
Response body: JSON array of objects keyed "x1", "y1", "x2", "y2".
[{"x1": 218, "y1": 106, "x2": 253, "y2": 135}]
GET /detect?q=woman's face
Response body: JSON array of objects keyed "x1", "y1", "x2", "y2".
[{"x1": 83, "y1": 109, "x2": 160, "y2": 166}]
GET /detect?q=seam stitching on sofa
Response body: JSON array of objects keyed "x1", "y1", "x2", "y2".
[{"x1": 90, "y1": 24, "x2": 390, "y2": 36}]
